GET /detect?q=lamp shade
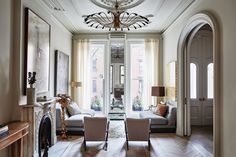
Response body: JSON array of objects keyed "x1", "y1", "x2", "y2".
[{"x1": 151, "y1": 86, "x2": 165, "y2": 97}]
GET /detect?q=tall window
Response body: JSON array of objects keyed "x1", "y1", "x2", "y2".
[
  {"x1": 130, "y1": 43, "x2": 145, "y2": 111},
  {"x1": 190, "y1": 63, "x2": 197, "y2": 99},
  {"x1": 92, "y1": 58, "x2": 97, "y2": 72},
  {"x1": 207, "y1": 63, "x2": 214, "y2": 99},
  {"x1": 92, "y1": 80, "x2": 97, "y2": 93},
  {"x1": 89, "y1": 43, "x2": 105, "y2": 111}
]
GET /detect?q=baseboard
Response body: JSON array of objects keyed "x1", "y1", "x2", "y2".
[{"x1": 151, "y1": 127, "x2": 176, "y2": 133}]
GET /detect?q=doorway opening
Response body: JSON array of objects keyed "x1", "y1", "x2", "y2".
[
  {"x1": 177, "y1": 12, "x2": 220, "y2": 156},
  {"x1": 189, "y1": 24, "x2": 213, "y2": 155}
]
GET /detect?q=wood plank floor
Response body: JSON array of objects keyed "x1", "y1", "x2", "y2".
[{"x1": 48, "y1": 127, "x2": 213, "y2": 157}]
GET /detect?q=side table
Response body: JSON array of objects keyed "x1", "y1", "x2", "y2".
[{"x1": 0, "y1": 122, "x2": 29, "y2": 157}]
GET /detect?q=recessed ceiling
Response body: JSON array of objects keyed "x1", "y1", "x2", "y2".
[{"x1": 39, "y1": 0, "x2": 196, "y2": 34}]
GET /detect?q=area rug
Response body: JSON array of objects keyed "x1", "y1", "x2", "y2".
[
  {"x1": 58, "y1": 137, "x2": 151, "y2": 157},
  {"x1": 49, "y1": 133, "x2": 209, "y2": 157},
  {"x1": 108, "y1": 120, "x2": 125, "y2": 138}
]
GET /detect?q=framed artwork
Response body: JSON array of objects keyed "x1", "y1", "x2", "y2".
[
  {"x1": 24, "y1": 8, "x2": 50, "y2": 94},
  {"x1": 54, "y1": 50, "x2": 69, "y2": 96}
]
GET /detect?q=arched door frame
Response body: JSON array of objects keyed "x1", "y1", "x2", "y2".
[{"x1": 177, "y1": 12, "x2": 220, "y2": 157}]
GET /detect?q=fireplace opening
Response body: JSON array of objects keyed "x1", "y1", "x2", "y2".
[{"x1": 38, "y1": 114, "x2": 52, "y2": 157}]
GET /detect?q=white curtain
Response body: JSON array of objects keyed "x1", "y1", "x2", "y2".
[
  {"x1": 72, "y1": 39, "x2": 90, "y2": 109},
  {"x1": 144, "y1": 39, "x2": 159, "y2": 108}
]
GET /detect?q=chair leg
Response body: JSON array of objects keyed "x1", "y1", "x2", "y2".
[
  {"x1": 103, "y1": 141, "x2": 108, "y2": 151},
  {"x1": 83, "y1": 140, "x2": 87, "y2": 151},
  {"x1": 148, "y1": 139, "x2": 151, "y2": 151},
  {"x1": 104, "y1": 126, "x2": 109, "y2": 151}
]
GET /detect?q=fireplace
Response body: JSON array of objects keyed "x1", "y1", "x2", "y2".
[
  {"x1": 21, "y1": 99, "x2": 57, "y2": 157},
  {"x1": 38, "y1": 114, "x2": 52, "y2": 157}
]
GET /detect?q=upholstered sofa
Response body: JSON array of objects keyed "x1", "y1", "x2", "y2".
[
  {"x1": 139, "y1": 100, "x2": 177, "y2": 133},
  {"x1": 56, "y1": 102, "x2": 101, "y2": 135}
]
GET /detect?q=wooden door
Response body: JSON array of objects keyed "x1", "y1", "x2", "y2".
[{"x1": 189, "y1": 30, "x2": 213, "y2": 126}]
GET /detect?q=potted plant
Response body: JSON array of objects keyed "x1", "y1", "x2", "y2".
[
  {"x1": 132, "y1": 96, "x2": 143, "y2": 111},
  {"x1": 90, "y1": 96, "x2": 102, "y2": 111}
]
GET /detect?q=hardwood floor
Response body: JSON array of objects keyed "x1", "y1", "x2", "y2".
[
  {"x1": 189, "y1": 126, "x2": 213, "y2": 155},
  {"x1": 48, "y1": 127, "x2": 213, "y2": 157}
]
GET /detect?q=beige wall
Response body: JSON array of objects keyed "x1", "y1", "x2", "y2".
[
  {"x1": 163, "y1": 0, "x2": 236, "y2": 156},
  {"x1": 0, "y1": 0, "x2": 14, "y2": 127},
  {"x1": 0, "y1": 0, "x2": 72, "y2": 156}
]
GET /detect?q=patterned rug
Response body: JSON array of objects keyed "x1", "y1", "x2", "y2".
[
  {"x1": 49, "y1": 132, "x2": 212, "y2": 157},
  {"x1": 108, "y1": 120, "x2": 126, "y2": 138}
]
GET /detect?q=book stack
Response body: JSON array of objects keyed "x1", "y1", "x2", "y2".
[{"x1": 0, "y1": 124, "x2": 9, "y2": 138}]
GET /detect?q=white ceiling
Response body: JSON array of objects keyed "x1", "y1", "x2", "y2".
[{"x1": 39, "y1": 0, "x2": 196, "y2": 34}]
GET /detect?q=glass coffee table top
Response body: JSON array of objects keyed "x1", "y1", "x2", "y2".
[{"x1": 108, "y1": 111, "x2": 126, "y2": 120}]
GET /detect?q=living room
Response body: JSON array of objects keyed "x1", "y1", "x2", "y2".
[{"x1": 1, "y1": 0, "x2": 236, "y2": 157}]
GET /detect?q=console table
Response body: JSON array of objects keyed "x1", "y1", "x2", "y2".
[{"x1": 0, "y1": 122, "x2": 29, "y2": 157}]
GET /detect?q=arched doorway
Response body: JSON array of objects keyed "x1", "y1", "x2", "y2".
[{"x1": 177, "y1": 12, "x2": 220, "y2": 156}]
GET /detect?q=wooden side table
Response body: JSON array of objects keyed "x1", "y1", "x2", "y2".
[{"x1": 0, "y1": 122, "x2": 29, "y2": 157}]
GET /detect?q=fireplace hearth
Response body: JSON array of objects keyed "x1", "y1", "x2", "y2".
[{"x1": 38, "y1": 114, "x2": 52, "y2": 157}]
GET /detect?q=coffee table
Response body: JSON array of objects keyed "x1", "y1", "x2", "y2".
[{"x1": 108, "y1": 111, "x2": 126, "y2": 120}]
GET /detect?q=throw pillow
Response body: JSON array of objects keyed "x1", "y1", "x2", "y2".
[
  {"x1": 66, "y1": 101, "x2": 82, "y2": 116},
  {"x1": 155, "y1": 104, "x2": 168, "y2": 117}
]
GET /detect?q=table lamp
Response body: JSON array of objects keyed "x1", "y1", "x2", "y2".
[{"x1": 151, "y1": 86, "x2": 165, "y2": 106}]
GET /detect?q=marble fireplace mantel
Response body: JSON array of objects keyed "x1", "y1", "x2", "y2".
[{"x1": 21, "y1": 99, "x2": 57, "y2": 157}]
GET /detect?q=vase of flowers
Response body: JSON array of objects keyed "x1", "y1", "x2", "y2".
[
  {"x1": 132, "y1": 96, "x2": 143, "y2": 111},
  {"x1": 90, "y1": 96, "x2": 102, "y2": 111},
  {"x1": 57, "y1": 94, "x2": 71, "y2": 139},
  {"x1": 27, "y1": 72, "x2": 37, "y2": 105}
]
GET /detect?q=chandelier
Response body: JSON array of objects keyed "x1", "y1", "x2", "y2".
[{"x1": 84, "y1": 0, "x2": 152, "y2": 31}]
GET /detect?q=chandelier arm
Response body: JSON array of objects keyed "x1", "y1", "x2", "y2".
[
  {"x1": 120, "y1": 18, "x2": 148, "y2": 28},
  {"x1": 94, "y1": 12, "x2": 113, "y2": 23},
  {"x1": 121, "y1": 13, "x2": 138, "y2": 24},
  {"x1": 85, "y1": 12, "x2": 115, "y2": 28},
  {"x1": 125, "y1": 17, "x2": 148, "y2": 27},
  {"x1": 122, "y1": 12, "x2": 148, "y2": 23}
]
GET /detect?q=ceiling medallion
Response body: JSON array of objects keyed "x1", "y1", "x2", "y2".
[
  {"x1": 89, "y1": 0, "x2": 145, "y2": 10},
  {"x1": 84, "y1": 0, "x2": 152, "y2": 31}
]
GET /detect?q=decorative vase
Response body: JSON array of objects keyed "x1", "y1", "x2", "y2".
[{"x1": 27, "y1": 87, "x2": 36, "y2": 105}]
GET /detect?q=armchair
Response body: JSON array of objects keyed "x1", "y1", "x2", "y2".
[
  {"x1": 83, "y1": 117, "x2": 109, "y2": 151},
  {"x1": 125, "y1": 118, "x2": 151, "y2": 150}
]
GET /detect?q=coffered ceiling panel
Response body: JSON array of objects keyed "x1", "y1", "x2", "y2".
[{"x1": 39, "y1": 0, "x2": 196, "y2": 33}]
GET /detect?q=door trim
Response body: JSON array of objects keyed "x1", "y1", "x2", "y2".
[{"x1": 177, "y1": 12, "x2": 220, "y2": 157}]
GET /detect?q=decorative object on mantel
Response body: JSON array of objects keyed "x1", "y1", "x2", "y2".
[
  {"x1": 56, "y1": 94, "x2": 71, "y2": 139},
  {"x1": 83, "y1": 0, "x2": 152, "y2": 31},
  {"x1": 37, "y1": 96, "x2": 53, "y2": 102},
  {"x1": 27, "y1": 72, "x2": 37, "y2": 105}
]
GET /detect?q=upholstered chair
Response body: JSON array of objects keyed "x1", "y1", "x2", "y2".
[
  {"x1": 125, "y1": 118, "x2": 151, "y2": 150},
  {"x1": 83, "y1": 117, "x2": 109, "y2": 151}
]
